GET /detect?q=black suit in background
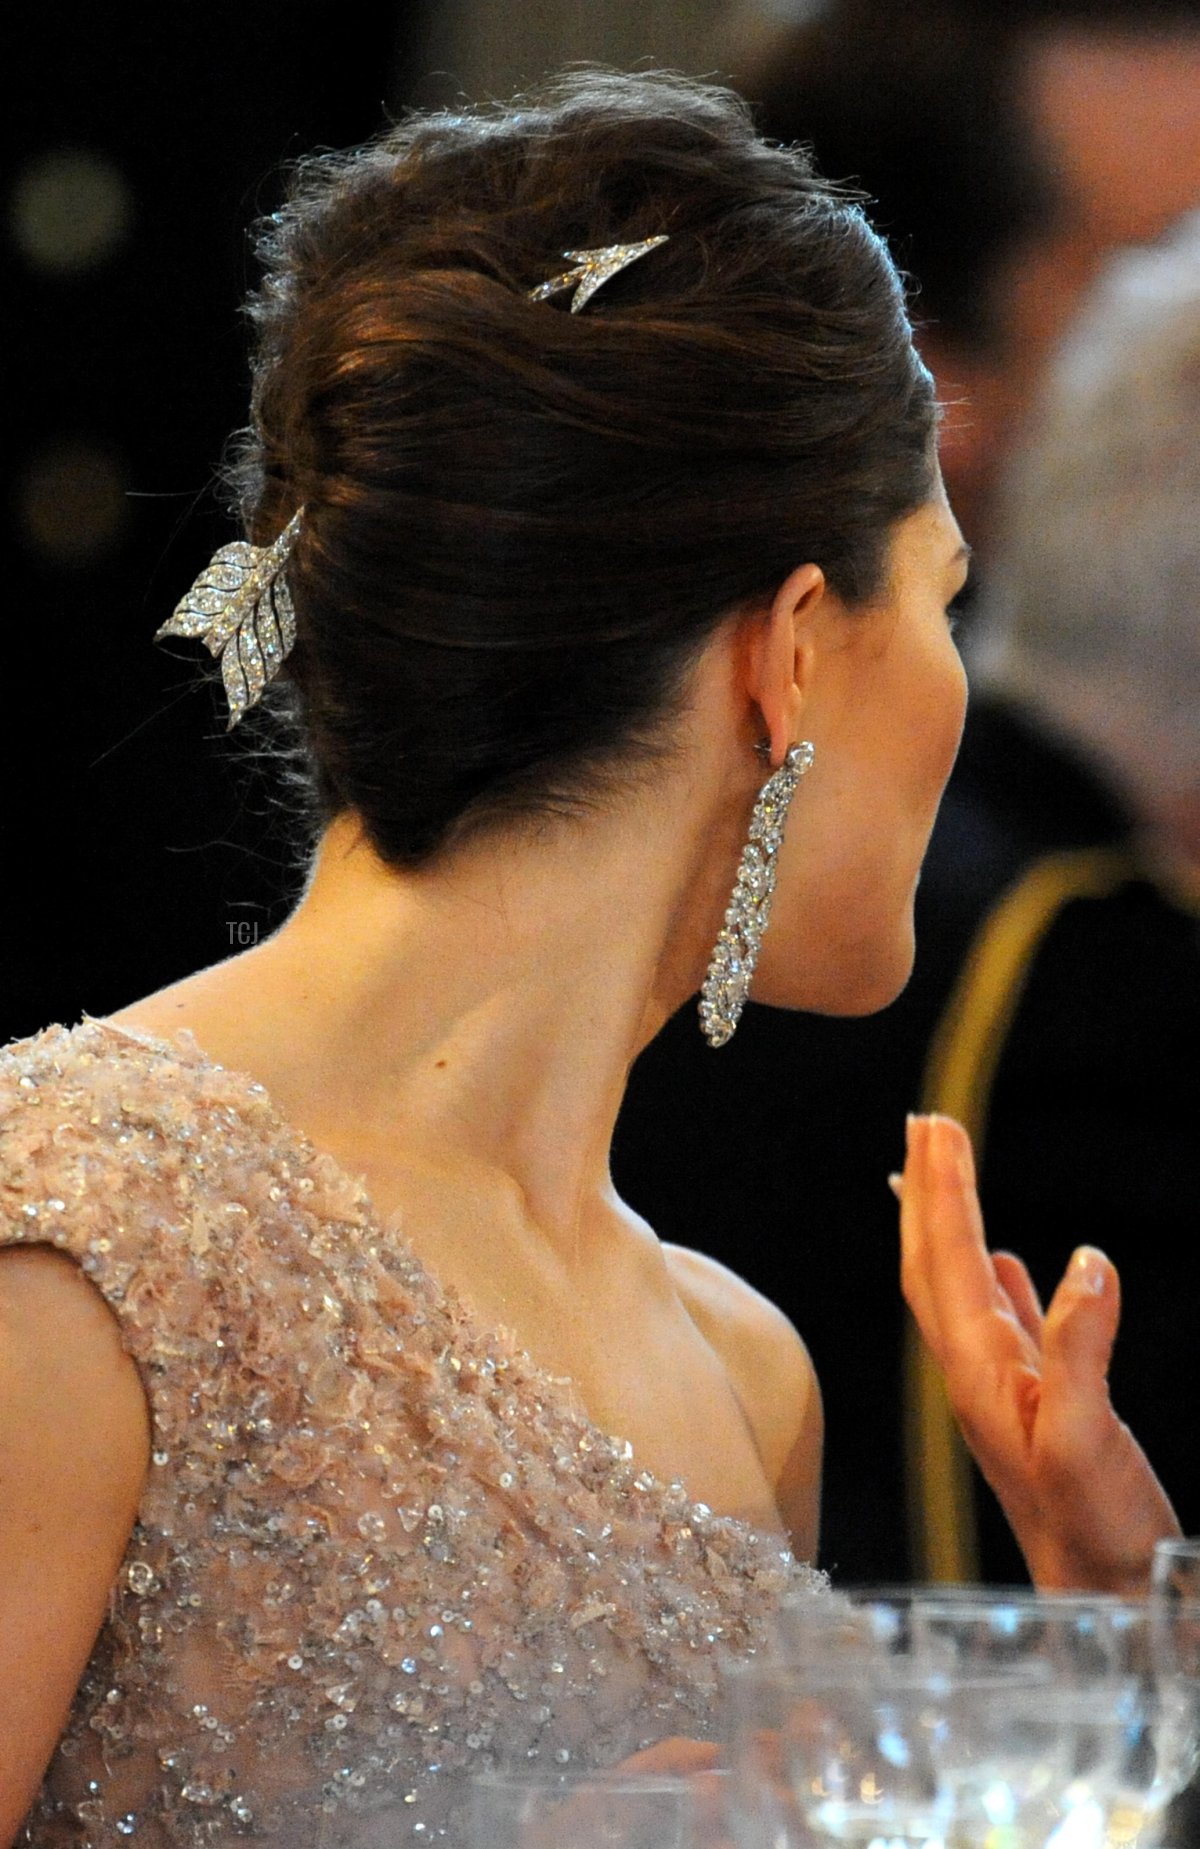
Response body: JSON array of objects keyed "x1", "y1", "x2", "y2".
[{"x1": 612, "y1": 695, "x2": 1200, "y2": 1582}]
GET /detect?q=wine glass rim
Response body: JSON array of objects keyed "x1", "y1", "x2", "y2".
[
  {"x1": 467, "y1": 1767, "x2": 689, "y2": 1794},
  {"x1": 782, "y1": 1585, "x2": 1193, "y2": 1622},
  {"x1": 738, "y1": 1659, "x2": 1061, "y2": 1693},
  {"x1": 812, "y1": 1583, "x2": 1151, "y2": 1608}
]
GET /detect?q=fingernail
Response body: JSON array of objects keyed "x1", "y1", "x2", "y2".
[
  {"x1": 930, "y1": 1113, "x2": 974, "y2": 1188},
  {"x1": 887, "y1": 1173, "x2": 904, "y2": 1199},
  {"x1": 1070, "y1": 1246, "x2": 1108, "y2": 1296}
]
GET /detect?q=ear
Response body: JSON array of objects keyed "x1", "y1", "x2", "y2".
[{"x1": 746, "y1": 562, "x2": 826, "y2": 768}]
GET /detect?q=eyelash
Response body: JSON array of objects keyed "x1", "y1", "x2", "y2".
[{"x1": 945, "y1": 585, "x2": 972, "y2": 635}]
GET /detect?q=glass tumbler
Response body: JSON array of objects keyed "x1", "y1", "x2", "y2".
[{"x1": 466, "y1": 1765, "x2": 693, "y2": 1849}]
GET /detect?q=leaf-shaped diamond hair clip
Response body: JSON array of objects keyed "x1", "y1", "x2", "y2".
[
  {"x1": 154, "y1": 508, "x2": 303, "y2": 730},
  {"x1": 527, "y1": 235, "x2": 669, "y2": 313}
]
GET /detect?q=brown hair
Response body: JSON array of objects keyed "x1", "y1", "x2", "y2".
[{"x1": 228, "y1": 68, "x2": 936, "y2": 868}]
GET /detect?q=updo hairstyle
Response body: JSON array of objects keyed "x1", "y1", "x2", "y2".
[{"x1": 229, "y1": 69, "x2": 937, "y2": 869}]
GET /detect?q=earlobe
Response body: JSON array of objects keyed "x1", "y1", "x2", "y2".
[
  {"x1": 753, "y1": 563, "x2": 825, "y2": 766},
  {"x1": 765, "y1": 679, "x2": 805, "y2": 768}
]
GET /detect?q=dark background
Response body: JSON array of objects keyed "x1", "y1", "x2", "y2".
[{"x1": 7, "y1": 5, "x2": 420, "y2": 1039}]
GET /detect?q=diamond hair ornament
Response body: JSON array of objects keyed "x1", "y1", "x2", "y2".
[
  {"x1": 154, "y1": 508, "x2": 303, "y2": 730},
  {"x1": 527, "y1": 236, "x2": 669, "y2": 313},
  {"x1": 698, "y1": 741, "x2": 816, "y2": 1048}
]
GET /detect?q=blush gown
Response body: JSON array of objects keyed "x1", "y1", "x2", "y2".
[{"x1": 0, "y1": 1017, "x2": 825, "y2": 1847}]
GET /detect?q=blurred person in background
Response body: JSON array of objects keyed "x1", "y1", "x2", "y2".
[
  {"x1": 911, "y1": 212, "x2": 1200, "y2": 1579},
  {"x1": 614, "y1": 0, "x2": 1200, "y2": 1582},
  {"x1": 728, "y1": 0, "x2": 1200, "y2": 551}
]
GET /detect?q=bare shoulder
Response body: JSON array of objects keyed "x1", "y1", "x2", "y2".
[
  {"x1": 662, "y1": 1243, "x2": 822, "y2": 1492},
  {"x1": 0, "y1": 1244, "x2": 150, "y2": 1500},
  {"x1": 663, "y1": 1244, "x2": 823, "y2": 1557},
  {"x1": 0, "y1": 1246, "x2": 151, "y2": 1837}
]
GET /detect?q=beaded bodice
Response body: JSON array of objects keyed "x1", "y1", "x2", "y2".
[{"x1": 0, "y1": 1018, "x2": 824, "y2": 1847}]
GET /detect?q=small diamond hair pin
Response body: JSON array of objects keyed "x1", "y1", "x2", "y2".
[{"x1": 527, "y1": 235, "x2": 669, "y2": 313}]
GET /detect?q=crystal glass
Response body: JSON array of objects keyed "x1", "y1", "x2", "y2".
[
  {"x1": 690, "y1": 1765, "x2": 737, "y2": 1849},
  {"x1": 910, "y1": 1589, "x2": 1154, "y2": 1686},
  {"x1": 775, "y1": 1585, "x2": 1138, "y2": 1670},
  {"x1": 466, "y1": 1766, "x2": 693, "y2": 1849},
  {"x1": 1153, "y1": 1538, "x2": 1200, "y2": 1607},
  {"x1": 766, "y1": 1585, "x2": 909, "y2": 1666},
  {"x1": 776, "y1": 1584, "x2": 1173, "y2": 1686},
  {"x1": 867, "y1": 1587, "x2": 1200, "y2": 1838},
  {"x1": 725, "y1": 1653, "x2": 1142, "y2": 1848},
  {"x1": 1148, "y1": 1565, "x2": 1200, "y2": 1846},
  {"x1": 733, "y1": 1589, "x2": 1200, "y2": 1847}
]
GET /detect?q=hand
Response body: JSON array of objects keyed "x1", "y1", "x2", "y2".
[
  {"x1": 614, "y1": 1738, "x2": 776, "y2": 1849},
  {"x1": 532, "y1": 1740, "x2": 731, "y2": 1849},
  {"x1": 896, "y1": 1113, "x2": 1180, "y2": 1593},
  {"x1": 611, "y1": 1737, "x2": 721, "y2": 1778}
]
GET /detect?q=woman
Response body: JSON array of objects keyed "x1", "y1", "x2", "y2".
[{"x1": 0, "y1": 65, "x2": 1104, "y2": 1846}]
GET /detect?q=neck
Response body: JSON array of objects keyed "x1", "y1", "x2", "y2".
[{"x1": 241, "y1": 783, "x2": 740, "y2": 1257}]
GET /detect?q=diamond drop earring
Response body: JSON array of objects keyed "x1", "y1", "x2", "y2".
[{"x1": 698, "y1": 741, "x2": 815, "y2": 1048}]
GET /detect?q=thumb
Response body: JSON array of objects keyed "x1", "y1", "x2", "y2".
[
  {"x1": 1042, "y1": 1246, "x2": 1121, "y2": 1400},
  {"x1": 614, "y1": 1738, "x2": 720, "y2": 1777}
]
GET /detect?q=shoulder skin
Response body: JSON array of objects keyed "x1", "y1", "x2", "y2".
[{"x1": 664, "y1": 1242, "x2": 822, "y2": 1562}]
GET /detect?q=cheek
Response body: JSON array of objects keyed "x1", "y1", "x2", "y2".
[
  {"x1": 787, "y1": 628, "x2": 965, "y2": 892},
  {"x1": 751, "y1": 627, "x2": 967, "y2": 1014},
  {"x1": 936, "y1": 647, "x2": 969, "y2": 786},
  {"x1": 839, "y1": 626, "x2": 966, "y2": 831},
  {"x1": 907, "y1": 632, "x2": 968, "y2": 805}
]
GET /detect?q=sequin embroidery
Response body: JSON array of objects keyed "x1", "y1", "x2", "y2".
[{"x1": 0, "y1": 1018, "x2": 826, "y2": 1845}]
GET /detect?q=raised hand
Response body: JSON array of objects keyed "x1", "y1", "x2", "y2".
[{"x1": 896, "y1": 1113, "x2": 1180, "y2": 1593}]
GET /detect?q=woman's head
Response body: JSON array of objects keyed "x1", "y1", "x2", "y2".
[{"x1": 229, "y1": 68, "x2": 938, "y2": 872}]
